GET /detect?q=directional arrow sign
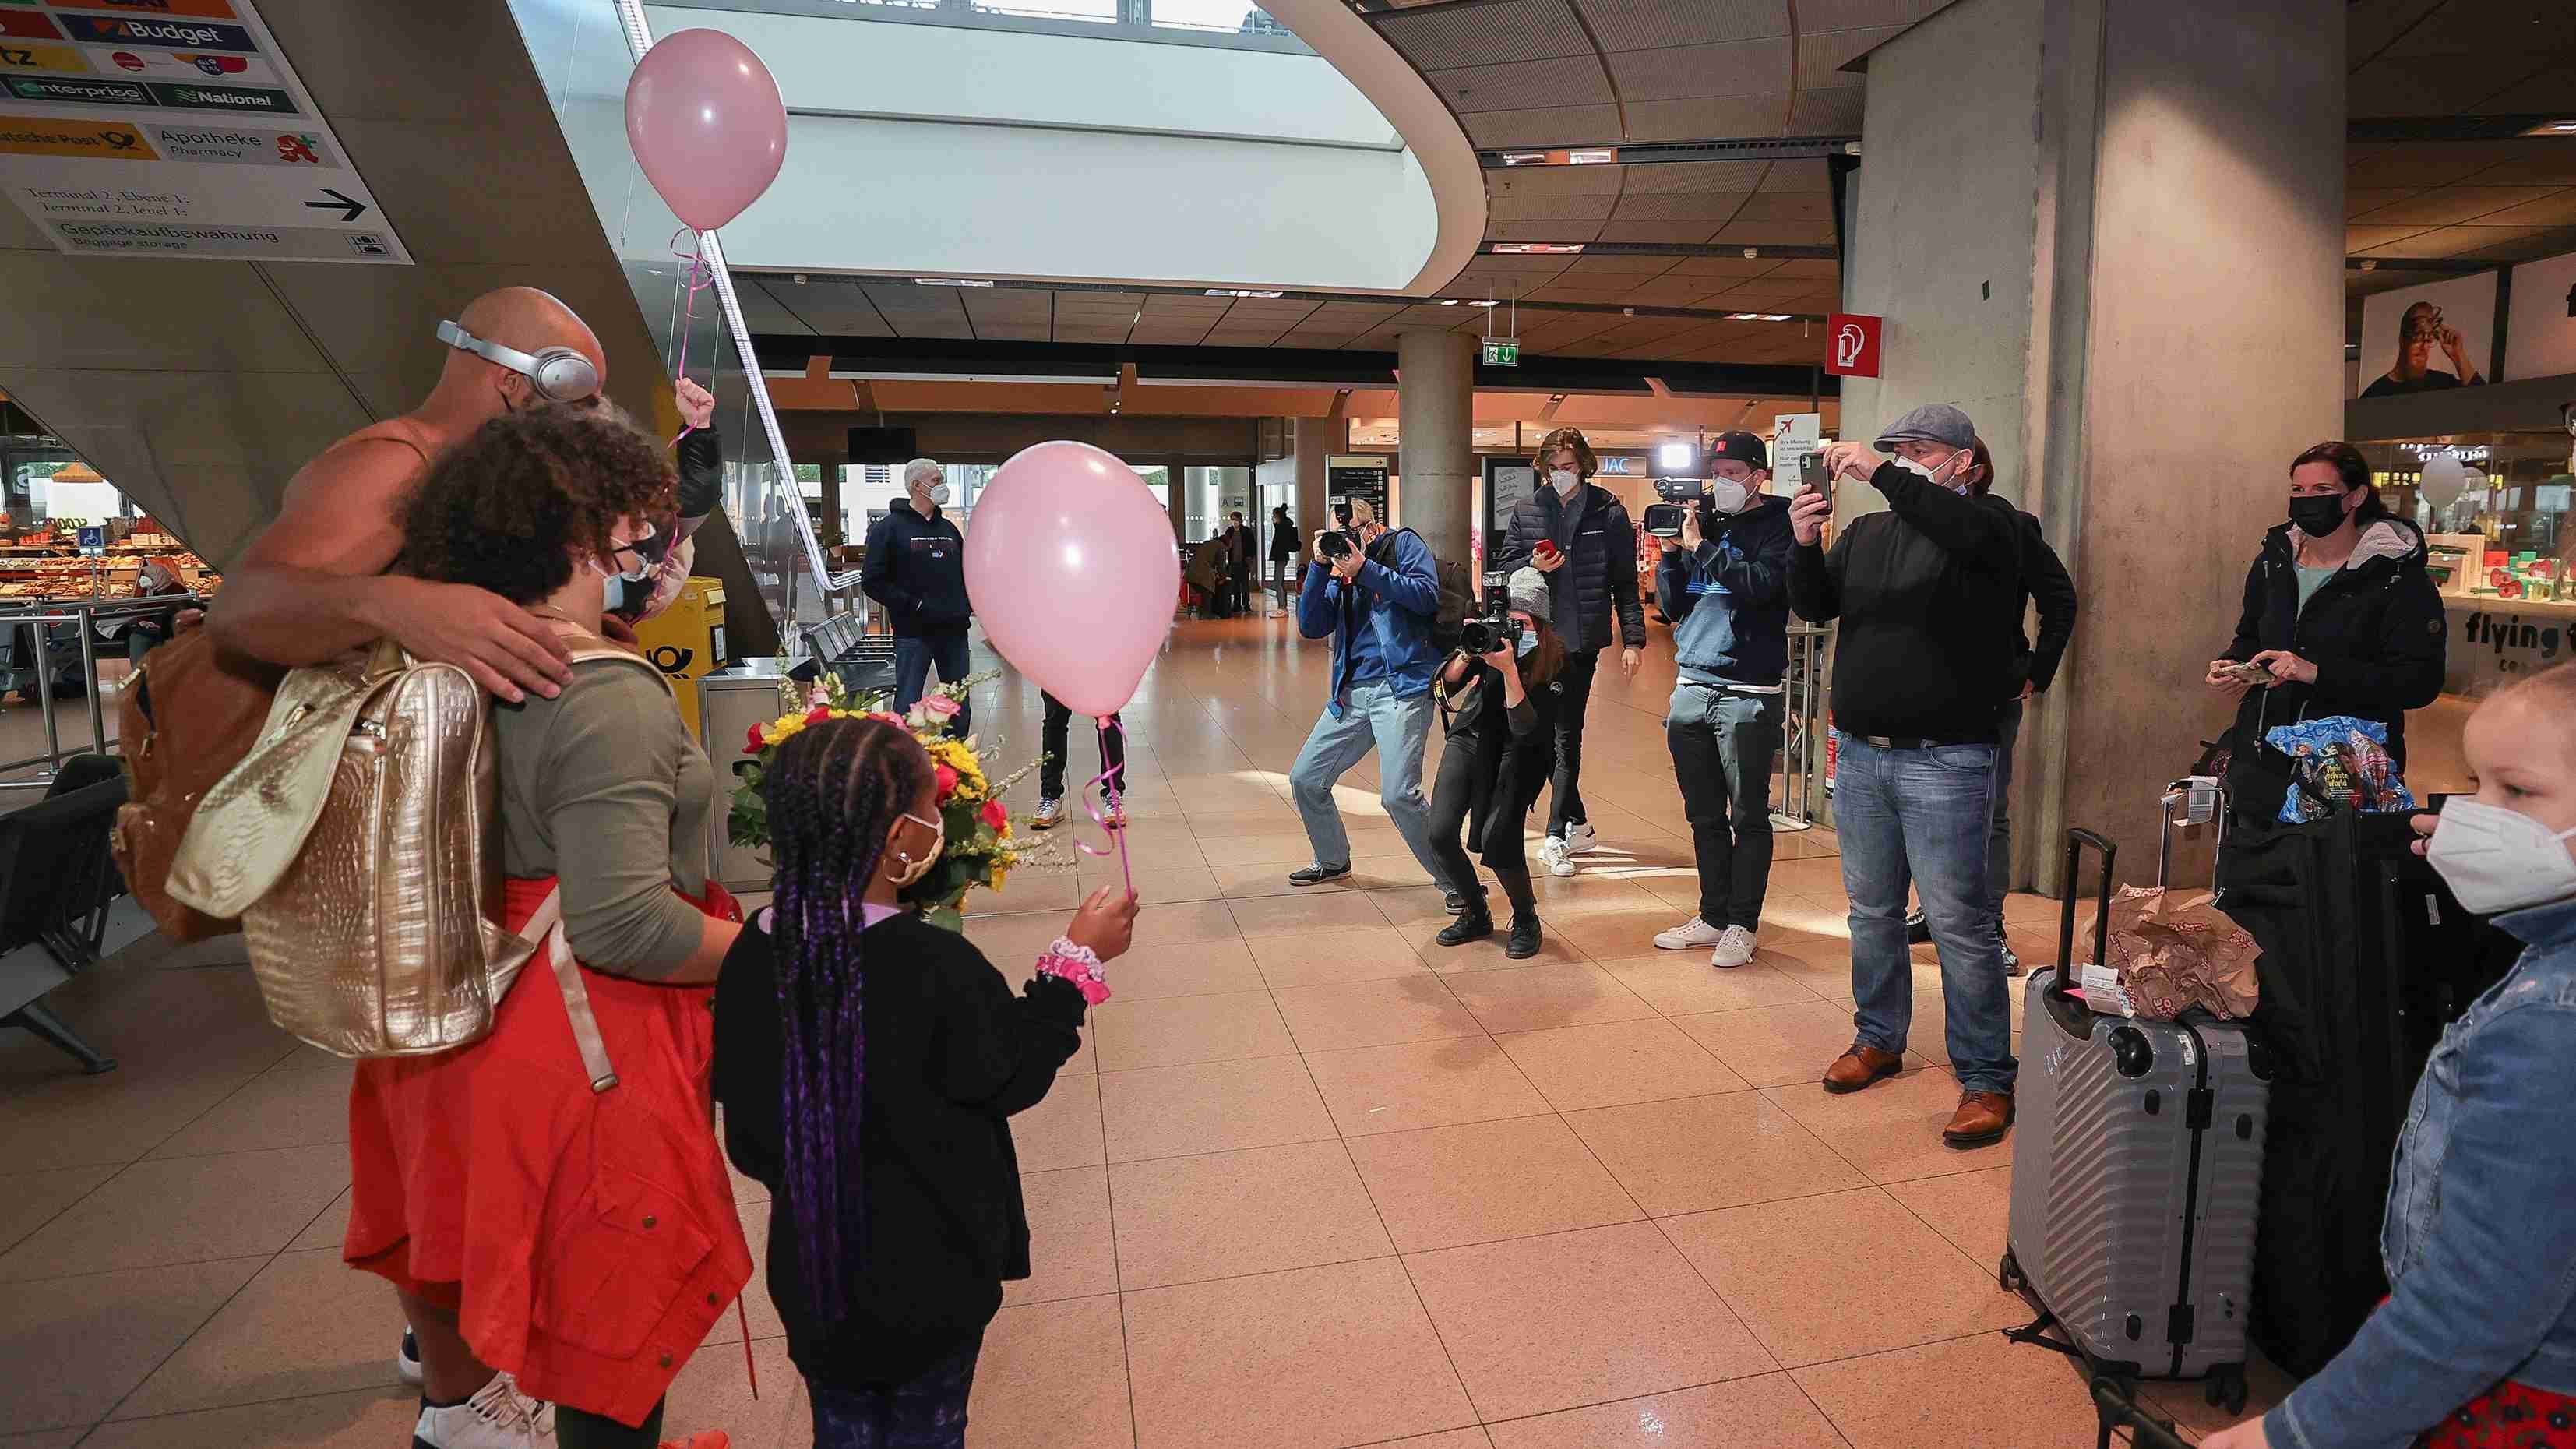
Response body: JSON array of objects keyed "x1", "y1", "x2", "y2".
[{"x1": 305, "y1": 187, "x2": 364, "y2": 223}]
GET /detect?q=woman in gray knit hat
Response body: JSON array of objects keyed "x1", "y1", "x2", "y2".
[{"x1": 1423, "y1": 566, "x2": 1568, "y2": 957}]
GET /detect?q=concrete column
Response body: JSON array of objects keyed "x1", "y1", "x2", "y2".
[
  {"x1": 1291, "y1": 415, "x2": 1330, "y2": 549},
  {"x1": 1843, "y1": 0, "x2": 2344, "y2": 892},
  {"x1": 1395, "y1": 331, "x2": 1475, "y2": 566}
]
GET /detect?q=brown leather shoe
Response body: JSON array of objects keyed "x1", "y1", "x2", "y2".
[
  {"x1": 1821, "y1": 1045, "x2": 1903, "y2": 1095},
  {"x1": 1943, "y1": 1090, "x2": 2015, "y2": 1148}
]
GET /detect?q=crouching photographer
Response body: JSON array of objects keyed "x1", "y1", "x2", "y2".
[
  {"x1": 1646, "y1": 432, "x2": 1795, "y2": 968},
  {"x1": 1424, "y1": 568, "x2": 1566, "y2": 959}
]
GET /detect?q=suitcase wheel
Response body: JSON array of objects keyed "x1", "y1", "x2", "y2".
[
  {"x1": 2204, "y1": 1368, "x2": 2248, "y2": 1415},
  {"x1": 1997, "y1": 1248, "x2": 2025, "y2": 1295}
]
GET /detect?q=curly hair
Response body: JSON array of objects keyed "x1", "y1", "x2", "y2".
[{"x1": 398, "y1": 402, "x2": 676, "y2": 604}]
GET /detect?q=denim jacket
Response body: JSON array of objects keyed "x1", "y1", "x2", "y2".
[
  {"x1": 1295, "y1": 528, "x2": 1440, "y2": 715},
  {"x1": 2269, "y1": 895, "x2": 2576, "y2": 1449}
]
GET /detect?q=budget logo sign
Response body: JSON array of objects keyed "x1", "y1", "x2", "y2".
[{"x1": 56, "y1": 14, "x2": 257, "y2": 51}]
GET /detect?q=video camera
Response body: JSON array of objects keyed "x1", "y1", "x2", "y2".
[
  {"x1": 1457, "y1": 570, "x2": 1517, "y2": 655},
  {"x1": 1643, "y1": 476, "x2": 1711, "y2": 539}
]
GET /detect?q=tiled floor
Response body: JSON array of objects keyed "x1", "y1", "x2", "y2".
[{"x1": 0, "y1": 613, "x2": 2292, "y2": 1447}]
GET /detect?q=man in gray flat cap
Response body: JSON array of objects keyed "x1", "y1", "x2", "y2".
[{"x1": 1785, "y1": 402, "x2": 2028, "y2": 1150}]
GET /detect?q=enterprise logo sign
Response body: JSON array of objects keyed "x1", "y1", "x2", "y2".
[{"x1": 58, "y1": 16, "x2": 259, "y2": 53}]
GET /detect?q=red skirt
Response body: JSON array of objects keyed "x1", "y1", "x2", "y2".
[
  {"x1": 344, "y1": 876, "x2": 752, "y2": 1427},
  {"x1": 2421, "y1": 1380, "x2": 2576, "y2": 1448}
]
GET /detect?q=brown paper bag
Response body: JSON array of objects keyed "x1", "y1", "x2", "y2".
[{"x1": 2102, "y1": 886, "x2": 2263, "y2": 1021}]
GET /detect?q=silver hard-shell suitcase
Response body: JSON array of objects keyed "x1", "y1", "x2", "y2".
[{"x1": 2001, "y1": 827, "x2": 2271, "y2": 1421}]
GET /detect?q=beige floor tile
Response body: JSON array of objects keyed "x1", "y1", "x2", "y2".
[
  {"x1": 1764, "y1": 894, "x2": 1859, "y2": 939},
  {"x1": 146, "y1": 1061, "x2": 355, "y2": 1159},
  {"x1": 1196, "y1": 827, "x2": 1403, "y2": 868},
  {"x1": 1563, "y1": 1091, "x2": 1869, "y2": 1216},
  {"x1": 0, "y1": 1052, "x2": 278, "y2": 1174},
  {"x1": 1229, "y1": 892, "x2": 1390, "y2": 940},
  {"x1": 1304, "y1": 1037, "x2": 1551, "y2": 1137},
  {"x1": 0, "y1": 1143, "x2": 347, "y2": 1282},
  {"x1": 1770, "y1": 856, "x2": 1850, "y2": 898},
  {"x1": 1094, "y1": 936, "x2": 1267, "y2": 1001},
  {"x1": 967, "y1": 909, "x2": 1086, "y2": 966},
  {"x1": 1550, "y1": 906, "x2": 1701, "y2": 961},
  {"x1": 1412, "y1": 920, "x2": 1595, "y2": 971},
  {"x1": 653, "y1": 1334, "x2": 805, "y2": 1449},
  {"x1": 971, "y1": 869, "x2": 1080, "y2": 916},
  {"x1": 1521, "y1": 874, "x2": 1676, "y2": 919},
  {"x1": 1482, "y1": 1373, "x2": 1852, "y2": 1449},
  {"x1": 1885, "y1": 1163, "x2": 2014, "y2": 1272},
  {"x1": 1440, "y1": 962, "x2": 1658, "y2": 1034},
  {"x1": 1674, "y1": 999, "x2": 1935, "y2": 1089},
  {"x1": 1129, "y1": 897, "x2": 1252, "y2": 948},
  {"x1": 1367, "y1": 885, "x2": 1457, "y2": 929},
  {"x1": 1759, "y1": 1068, "x2": 2005, "y2": 1185},
  {"x1": 1373, "y1": 1431, "x2": 1493, "y2": 1449},
  {"x1": 1005, "y1": 1166, "x2": 1117, "y2": 1307},
  {"x1": 1215, "y1": 859, "x2": 1373, "y2": 899},
  {"x1": 1344, "y1": 1115, "x2": 1641, "y2": 1253},
  {"x1": 0, "y1": 1165, "x2": 117, "y2": 1255},
  {"x1": 1124, "y1": 1257, "x2": 1474, "y2": 1449},
  {"x1": 74, "y1": 1386, "x2": 421, "y2": 1449},
  {"x1": 1791, "y1": 1332, "x2": 2104, "y2": 1448},
  {"x1": 1080, "y1": 861, "x2": 1225, "y2": 905},
  {"x1": 1272, "y1": 974, "x2": 1482, "y2": 1052},
  {"x1": 2137, "y1": 1351, "x2": 2298, "y2": 1440},
  {"x1": 1591, "y1": 954, "x2": 1824, "y2": 1016},
  {"x1": 1099, "y1": 1055, "x2": 1337, "y2": 1162},
  {"x1": 1110, "y1": 1139, "x2": 1392, "y2": 1289},
  {"x1": 1010, "y1": 1072, "x2": 1105, "y2": 1172},
  {"x1": 971, "y1": 1294, "x2": 1133, "y2": 1449},
  {"x1": 1662, "y1": 1186, "x2": 2027, "y2": 1367},
  {"x1": 1091, "y1": 989, "x2": 1295, "y2": 1072},
  {"x1": 1404, "y1": 1220, "x2": 1774, "y2": 1421},
  {"x1": 1248, "y1": 925, "x2": 1431, "y2": 989},
  {"x1": 2, "y1": 1432, "x2": 92, "y2": 1449},
  {"x1": 291, "y1": 1186, "x2": 351, "y2": 1252},
  {"x1": 1495, "y1": 1018, "x2": 1750, "y2": 1112},
  {"x1": 117, "y1": 1246, "x2": 408, "y2": 1417},
  {"x1": 0, "y1": 1256, "x2": 263, "y2": 1431}
]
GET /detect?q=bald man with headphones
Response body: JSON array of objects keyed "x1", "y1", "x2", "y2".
[{"x1": 211, "y1": 286, "x2": 717, "y2": 701}]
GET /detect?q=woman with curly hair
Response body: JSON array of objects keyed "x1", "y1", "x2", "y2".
[
  {"x1": 341, "y1": 401, "x2": 744, "y2": 1449},
  {"x1": 713, "y1": 716, "x2": 1136, "y2": 1447}
]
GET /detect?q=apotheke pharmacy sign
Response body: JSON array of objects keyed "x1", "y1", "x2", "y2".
[{"x1": 0, "y1": 0, "x2": 409, "y2": 263}]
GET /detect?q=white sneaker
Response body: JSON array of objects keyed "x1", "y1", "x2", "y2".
[
  {"x1": 1032, "y1": 795, "x2": 1065, "y2": 830},
  {"x1": 1563, "y1": 822, "x2": 1600, "y2": 856},
  {"x1": 1654, "y1": 916, "x2": 1728, "y2": 951},
  {"x1": 396, "y1": 1327, "x2": 422, "y2": 1386},
  {"x1": 414, "y1": 1372, "x2": 555, "y2": 1449},
  {"x1": 1538, "y1": 836, "x2": 1577, "y2": 878},
  {"x1": 1711, "y1": 925, "x2": 1758, "y2": 969}
]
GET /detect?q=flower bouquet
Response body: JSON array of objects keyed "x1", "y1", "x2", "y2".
[{"x1": 728, "y1": 671, "x2": 1040, "y2": 933}]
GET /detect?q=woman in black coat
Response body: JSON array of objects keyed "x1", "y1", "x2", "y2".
[
  {"x1": 1425, "y1": 567, "x2": 1567, "y2": 959},
  {"x1": 2206, "y1": 439, "x2": 2446, "y2": 774}
]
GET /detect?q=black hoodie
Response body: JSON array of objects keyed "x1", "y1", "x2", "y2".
[
  {"x1": 2223, "y1": 516, "x2": 2444, "y2": 768},
  {"x1": 861, "y1": 500, "x2": 971, "y2": 636}
]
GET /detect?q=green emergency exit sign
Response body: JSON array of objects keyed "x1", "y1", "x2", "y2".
[{"x1": 1482, "y1": 339, "x2": 1520, "y2": 366}]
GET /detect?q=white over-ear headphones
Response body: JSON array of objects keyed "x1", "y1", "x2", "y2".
[{"x1": 436, "y1": 319, "x2": 599, "y2": 403}]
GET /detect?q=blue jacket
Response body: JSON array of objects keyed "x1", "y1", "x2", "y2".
[
  {"x1": 1655, "y1": 494, "x2": 1795, "y2": 687},
  {"x1": 1297, "y1": 529, "x2": 1440, "y2": 714},
  {"x1": 2269, "y1": 894, "x2": 2576, "y2": 1449}
]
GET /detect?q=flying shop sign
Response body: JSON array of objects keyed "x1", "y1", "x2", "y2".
[{"x1": 0, "y1": 0, "x2": 409, "y2": 263}]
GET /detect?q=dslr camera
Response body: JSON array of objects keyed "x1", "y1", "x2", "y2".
[
  {"x1": 1314, "y1": 529, "x2": 1356, "y2": 562},
  {"x1": 1457, "y1": 570, "x2": 1517, "y2": 655},
  {"x1": 1642, "y1": 477, "x2": 1711, "y2": 539}
]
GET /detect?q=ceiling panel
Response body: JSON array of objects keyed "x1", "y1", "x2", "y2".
[
  {"x1": 739, "y1": 282, "x2": 816, "y2": 337},
  {"x1": 2472, "y1": 193, "x2": 2576, "y2": 227},
  {"x1": 1757, "y1": 159, "x2": 1837, "y2": 193},
  {"x1": 1732, "y1": 193, "x2": 1837, "y2": 222},
  {"x1": 1491, "y1": 217, "x2": 1614, "y2": 242},
  {"x1": 762, "y1": 282, "x2": 892, "y2": 337},
  {"x1": 1797, "y1": 24, "x2": 1906, "y2": 83},
  {"x1": 1490, "y1": 164, "x2": 1631, "y2": 196},
  {"x1": 1566, "y1": 253, "x2": 1683, "y2": 275},
  {"x1": 1795, "y1": 0, "x2": 1951, "y2": 30},
  {"x1": 1788, "y1": 89, "x2": 1868, "y2": 132},
  {"x1": 2352, "y1": 186, "x2": 2563, "y2": 226},
  {"x1": 1374, "y1": 0, "x2": 1592, "y2": 69},
  {"x1": 1429, "y1": 56, "x2": 1612, "y2": 112},
  {"x1": 1619, "y1": 160, "x2": 1775, "y2": 194},
  {"x1": 2352, "y1": 224, "x2": 2559, "y2": 256},
  {"x1": 1605, "y1": 39, "x2": 1794, "y2": 100},
  {"x1": 1610, "y1": 190, "x2": 1753, "y2": 221},
  {"x1": 1571, "y1": 0, "x2": 1789, "y2": 51},
  {"x1": 1623, "y1": 95, "x2": 1795, "y2": 144},
  {"x1": 1489, "y1": 192, "x2": 1623, "y2": 220},
  {"x1": 1465, "y1": 106, "x2": 1626, "y2": 150},
  {"x1": 1712, "y1": 219, "x2": 1836, "y2": 245},
  {"x1": 1593, "y1": 220, "x2": 1722, "y2": 243}
]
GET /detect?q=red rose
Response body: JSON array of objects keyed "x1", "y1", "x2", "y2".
[
  {"x1": 806, "y1": 704, "x2": 833, "y2": 724},
  {"x1": 935, "y1": 763, "x2": 960, "y2": 799},
  {"x1": 744, "y1": 724, "x2": 765, "y2": 753},
  {"x1": 980, "y1": 799, "x2": 1007, "y2": 830}
]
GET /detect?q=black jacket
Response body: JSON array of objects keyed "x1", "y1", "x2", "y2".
[
  {"x1": 860, "y1": 501, "x2": 971, "y2": 636},
  {"x1": 1657, "y1": 494, "x2": 1796, "y2": 687},
  {"x1": 1269, "y1": 516, "x2": 1299, "y2": 562},
  {"x1": 713, "y1": 913, "x2": 1086, "y2": 1389},
  {"x1": 1437, "y1": 654, "x2": 1561, "y2": 859},
  {"x1": 2010, "y1": 510, "x2": 2079, "y2": 696},
  {"x1": 1499, "y1": 482, "x2": 1646, "y2": 655},
  {"x1": 1788, "y1": 462, "x2": 2025, "y2": 742},
  {"x1": 2222, "y1": 517, "x2": 2445, "y2": 768},
  {"x1": 675, "y1": 427, "x2": 722, "y2": 522}
]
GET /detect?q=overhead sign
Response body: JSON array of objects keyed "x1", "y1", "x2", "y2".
[
  {"x1": 0, "y1": 0, "x2": 409, "y2": 263},
  {"x1": 1328, "y1": 462, "x2": 1387, "y2": 525},
  {"x1": 1825, "y1": 313, "x2": 1881, "y2": 378},
  {"x1": 1482, "y1": 338, "x2": 1520, "y2": 367}
]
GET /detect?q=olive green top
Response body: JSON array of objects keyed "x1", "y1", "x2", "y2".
[{"x1": 494, "y1": 657, "x2": 711, "y2": 978}]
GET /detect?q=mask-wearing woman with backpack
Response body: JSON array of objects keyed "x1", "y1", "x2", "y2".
[{"x1": 1425, "y1": 566, "x2": 1568, "y2": 958}]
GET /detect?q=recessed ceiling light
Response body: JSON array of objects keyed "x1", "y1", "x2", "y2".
[
  {"x1": 1472, "y1": 300, "x2": 1500, "y2": 308},
  {"x1": 2518, "y1": 119, "x2": 2576, "y2": 136},
  {"x1": 1491, "y1": 242, "x2": 1584, "y2": 255},
  {"x1": 1438, "y1": 299, "x2": 1462, "y2": 306},
  {"x1": 1567, "y1": 148, "x2": 1616, "y2": 164},
  {"x1": 1726, "y1": 312, "x2": 1794, "y2": 322},
  {"x1": 914, "y1": 277, "x2": 993, "y2": 287},
  {"x1": 1206, "y1": 288, "x2": 1284, "y2": 298},
  {"x1": 1501, "y1": 151, "x2": 1548, "y2": 166}
]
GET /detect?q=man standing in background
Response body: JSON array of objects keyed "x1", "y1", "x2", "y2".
[{"x1": 864, "y1": 457, "x2": 974, "y2": 738}]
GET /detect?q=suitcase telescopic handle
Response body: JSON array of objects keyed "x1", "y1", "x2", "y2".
[{"x1": 2053, "y1": 828, "x2": 2118, "y2": 1017}]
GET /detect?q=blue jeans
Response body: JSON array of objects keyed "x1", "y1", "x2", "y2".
[
  {"x1": 892, "y1": 628, "x2": 971, "y2": 738},
  {"x1": 1288, "y1": 680, "x2": 1447, "y2": 888},
  {"x1": 1666, "y1": 684, "x2": 1781, "y2": 931},
  {"x1": 1984, "y1": 698, "x2": 2023, "y2": 938},
  {"x1": 1833, "y1": 732, "x2": 2017, "y2": 1095}
]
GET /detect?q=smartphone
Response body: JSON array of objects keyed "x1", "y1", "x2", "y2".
[
  {"x1": 1798, "y1": 450, "x2": 1832, "y2": 502},
  {"x1": 1534, "y1": 539, "x2": 1561, "y2": 562}
]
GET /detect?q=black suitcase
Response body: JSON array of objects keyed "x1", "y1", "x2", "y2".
[{"x1": 2215, "y1": 807, "x2": 2521, "y2": 1374}]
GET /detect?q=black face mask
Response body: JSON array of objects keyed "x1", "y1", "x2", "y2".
[{"x1": 2288, "y1": 492, "x2": 2351, "y2": 537}]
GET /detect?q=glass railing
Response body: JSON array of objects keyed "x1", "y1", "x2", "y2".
[{"x1": 718, "y1": 0, "x2": 1309, "y2": 52}]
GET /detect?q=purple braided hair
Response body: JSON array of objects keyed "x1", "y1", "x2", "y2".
[{"x1": 763, "y1": 717, "x2": 932, "y2": 1323}]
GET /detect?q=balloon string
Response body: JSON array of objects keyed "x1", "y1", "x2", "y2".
[
  {"x1": 666, "y1": 227, "x2": 716, "y2": 446},
  {"x1": 1072, "y1": 717, "x2": 1133, "y2": 898}
]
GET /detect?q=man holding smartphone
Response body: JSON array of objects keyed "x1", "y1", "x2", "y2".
[{"x1": 1651, "y1": 431, "x2": 1797, "y2": 968}]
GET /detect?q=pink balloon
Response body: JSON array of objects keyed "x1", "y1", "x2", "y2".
[
  {"x1": 965, "y1": 442, "x2": 1179, "y2": 720},
  {"x1": 624, "y1": 29, "x2": 787, "y2": 232}
]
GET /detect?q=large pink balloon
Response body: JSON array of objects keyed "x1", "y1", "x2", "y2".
[
  {"x1": 966, "y1": 442, "x2": 1179, "y2": 719},
  {"x1": 624, "y1": 29, "x2": 787, "y2": 232}
]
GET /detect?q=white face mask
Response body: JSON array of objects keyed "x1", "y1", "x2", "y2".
[
  {"x1": 919, "y1": 482, "x2": 950, "y2": 508},
  {"x1": 1708, "y1": 478, "x2": 1750, "y2": 514},
  {"x1": 1897, "y1": 452, "x2": 1970, "y2": 495},
  {"x1": 1549, "y1": 468, "x2": 1580, "y2": 497},
  {"x1": 2425, "y1": 797, "x2": 2576, "y2": 915},
  {"x1": 1514, "y1": 627, "x2": 1538, "y2": 657},
  {"x1": 885, "y1": 809, "x2": 946, "y2": 888}
]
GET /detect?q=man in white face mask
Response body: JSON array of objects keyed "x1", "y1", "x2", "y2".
[{"x1": 862, "y1": 458, "x2": 974, "y2": 737}]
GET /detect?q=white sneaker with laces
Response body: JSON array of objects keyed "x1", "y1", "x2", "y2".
[
  {"x1": 1653, "y1": 916, "x2": 1728, "y2": 951},
  {"x1": 414, "y1": 1372, "x2": 555, "y2": 1449},
  {"x1": 1032, "y1": 795, "x2": 1065, "y2": 830},
  {"x1": 1538, "y1": 836, "x2": 1576, "y2": 878},
  {"x1": 1563, "y1": 821, "x2": 1601, "y2": 856},
  {"x1": 1710, "y1": 925, "x2": 1758, "y2": 969}
]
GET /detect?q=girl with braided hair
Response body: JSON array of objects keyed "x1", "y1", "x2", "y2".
[{"x1": 712, "y1": 717, "x2": 1136, "y2": 1448}]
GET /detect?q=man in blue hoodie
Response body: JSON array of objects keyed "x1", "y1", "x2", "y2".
[
  {"x1": 1651, "y1": 431, "x2": 1796, "y2": 968},
  {"x1": 1286, "y1": 498, "x2": 1453, "y2": 895}
]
